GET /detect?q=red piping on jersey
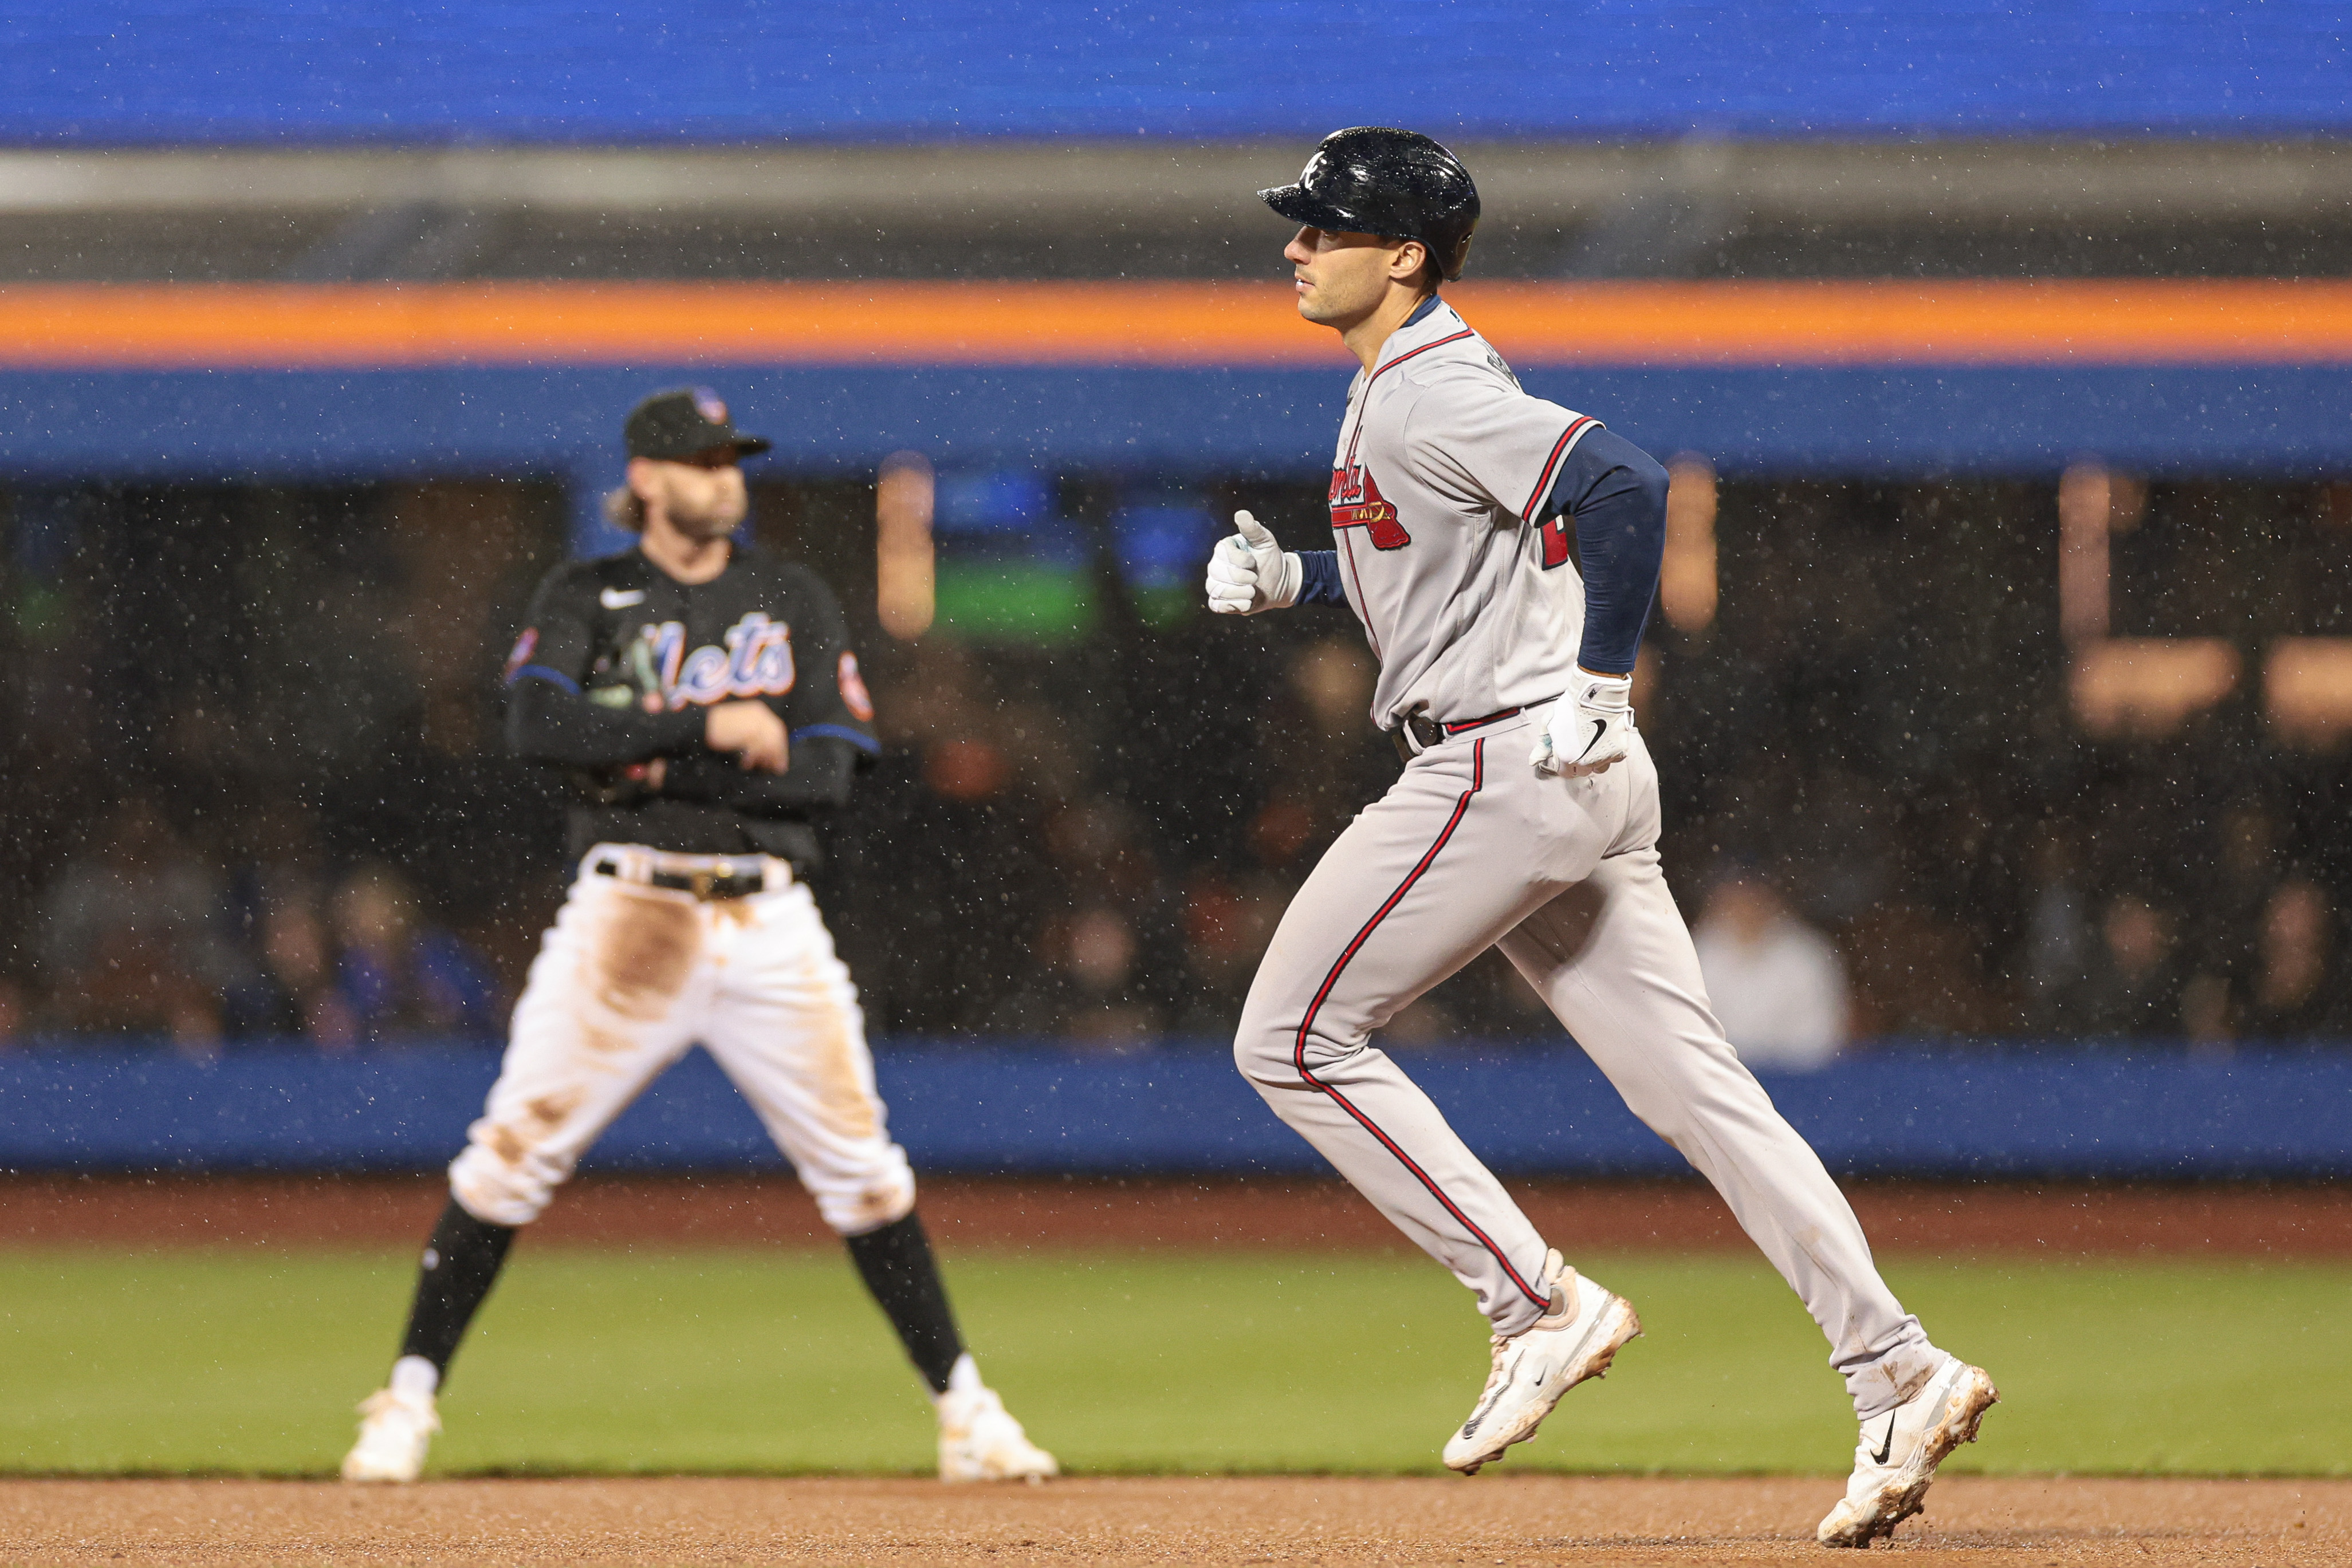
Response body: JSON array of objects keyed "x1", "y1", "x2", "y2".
[
  {"x1": 1337, "y1": 530, "x2": 1382, "y2": 659},
  {"x1": 1521, "y1": 415, "x2": 1602, "y2": 522},
  {"x1": 1287, "y1": 740, "x2": 1551, "y2": 1314},
  {"x1": 1369, "y1": 326, "x2": 1476, "y2": 386},
  {"x1": 1335, "y1": 320, "x2": 1470, "y2": 479},
  {"x1": 1327, "y1": 318, "x2": 1477, "y2": 668}
]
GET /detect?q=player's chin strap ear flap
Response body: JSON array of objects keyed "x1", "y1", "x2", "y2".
[{"x1": 1440, "y1": 223, "x2": 1477, "y2": 283}]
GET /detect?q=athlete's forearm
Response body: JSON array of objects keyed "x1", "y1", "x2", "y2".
[
  {"x1": 1296, "y1": 550, "x2": 1348, "y2": 606},
  {"x1": 680, "y1": 735, "x2": 862, "y2": 811},
  {"x1": 1547, "y1": 428, "x2": 1669, "y2": 676},
  {"x1": 505, "y1": 676, "x2": 705, "y2": 767}
]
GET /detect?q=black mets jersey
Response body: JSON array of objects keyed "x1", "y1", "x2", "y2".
[{"x1": 502, "y1": 542, "x2": 880, "y2": 865}]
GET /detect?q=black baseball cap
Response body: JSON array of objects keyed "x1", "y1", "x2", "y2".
[{"x1": 623, "y1": 386, "x2": 773, "y2": 461}]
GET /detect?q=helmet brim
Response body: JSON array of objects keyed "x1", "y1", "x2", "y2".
[{"x1": 1260, "y1": 182, "x2": 1367, "y2": 235}]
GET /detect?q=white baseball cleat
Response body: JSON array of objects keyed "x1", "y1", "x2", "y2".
[
  {"x1": 1816, "y1": 1356, "x2": 1999, "y2": 1548},
  {"x1": 1441, "y1": 1248, "x2": 1641, "y2": 1474},
  {"x1": 936, "y1": 1364, "x2": 1057, "y2": 1483},
  {"x1": 340, "y1": 1387, "x2": 440, "y2": 1483}
]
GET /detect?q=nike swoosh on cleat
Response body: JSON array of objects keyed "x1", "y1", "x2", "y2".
[
  {"x1": 1870, "y1": 1413, "x2": 1897, "y2": 1466},
  {"x1": 1462, "y1": 1363, "x2": 1520, "y2": 1438}
]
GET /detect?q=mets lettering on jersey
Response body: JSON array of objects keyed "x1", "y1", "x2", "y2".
[
  {"x1": 1326, "y1": 298, "x2": 1603, "y2": 730},
  {"x1": 643, "y1": 613, "x2": 797, "y2": 709}
]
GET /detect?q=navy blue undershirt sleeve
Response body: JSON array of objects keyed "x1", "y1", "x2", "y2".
[
  {"x1": 1296, "y1": 549, "x2": 1347, "y2": 606},
  {"x1": 506, "y1": 677, "x2": 706, "y2": 769},
  {"x1": 657, "y1": 736, "x2": 861, "y2": 811},
  {"x1": 1543, "y1": 427, "x2": 1670, "y2": 677}
]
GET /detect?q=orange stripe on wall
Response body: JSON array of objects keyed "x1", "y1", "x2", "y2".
[{"x1": 3, "y1": 280, "x2": 2352, "y2": 370}]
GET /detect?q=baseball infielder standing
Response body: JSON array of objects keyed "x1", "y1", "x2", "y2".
[
  {"x1": 1206, "y1": 129, "x2": 1996, "y2": 1547},
  {"x1": 342, "y1": 388, "x2": 1055, "y2": 1486}
]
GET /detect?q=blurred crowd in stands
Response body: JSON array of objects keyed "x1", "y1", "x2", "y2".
[
  {"x1": 2, "y1": 473, "x2": 2349, "y2": 1057},
  {"x1": 26, "y1": 801, "x2": 499, "y2": 1049}
]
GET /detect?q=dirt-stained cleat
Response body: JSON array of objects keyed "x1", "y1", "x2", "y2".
[
  {"x1": 1817, "y1": 1356, "x2": 1999, "y2": 1547},
  {"x1": 340, "y1": 1388, "x2": 440, "y2": 1483},
  {"x1": 1442, "y1": 1248, "x2": 1641, "y2": 1474},
  {"x1": 936, "y1": 1359, "x2": 1057, "y2": 1483}
]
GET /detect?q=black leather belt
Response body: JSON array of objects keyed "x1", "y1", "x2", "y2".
[
  {"x1": 593, "y1": 860, "x2": 765, "y2": 900},
  {"x1": 1387, "y1": 700, "x2": 1546, "y2": 762}
]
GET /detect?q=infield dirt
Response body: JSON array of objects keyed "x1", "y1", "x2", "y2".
[
  {"x1": 8, "y1": 1174, "x2": 2351, "y2": 1255},
  {"x1": 2, "y1": 1476, "x2": 2341, "y2": 1566}
]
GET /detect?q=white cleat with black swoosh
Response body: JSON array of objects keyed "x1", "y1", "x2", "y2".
[
  {"x1": 1817, "y1": 1355, "x2": 1999, "y2": 1547},
  {"x1": 1441, "y1": 1248, "x2": 1641, "y2": 1474}
]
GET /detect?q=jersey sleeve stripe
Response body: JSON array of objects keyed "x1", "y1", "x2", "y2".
[
  {"x1": 507, "y1": 663, "x2": 581, "y2": 693},
  {"x1": 1520, "y1": 415, "x2": 1603, "y2": 522},
  {"x1": 793, "y1": 723, "x2": 881, "y2": 753}
]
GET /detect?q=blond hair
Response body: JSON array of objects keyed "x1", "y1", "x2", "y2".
[{"x1": 602, "y1": 484, "x2": 646, "y2": 533}]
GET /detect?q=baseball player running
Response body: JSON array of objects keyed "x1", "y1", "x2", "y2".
[
  {"x1": 1206, "y1": 129, "x2": 1995, "y2": 1547},
  {"x1": 342, "y1": 388, "x2": 1055, "y2": 1486}
]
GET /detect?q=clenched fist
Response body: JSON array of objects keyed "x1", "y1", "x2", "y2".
[{"x1": 1205, "y1": 510, "x2": 1302, "y2": 616}]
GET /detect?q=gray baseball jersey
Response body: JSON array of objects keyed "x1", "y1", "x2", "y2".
[{"x1": 1326, "y1": 298, "x2": 1600, "y2": 730}]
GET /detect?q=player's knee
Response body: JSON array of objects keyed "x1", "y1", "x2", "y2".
[
  {"x1": 1230, "y1": 996, "x2": 1295, "y2": 1084},
  {"x1": 447, "y1": 1135, "x2": 568, "y2": 1229},
  {"x1": 814, "y1": 1163, "x2": 917, "y2": 1236}
]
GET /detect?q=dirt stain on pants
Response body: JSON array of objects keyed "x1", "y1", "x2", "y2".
[{"x1": 589, "y1": 890, "x2": 703, "y2": 1025}]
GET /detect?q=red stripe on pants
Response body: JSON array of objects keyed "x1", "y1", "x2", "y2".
[{"x1": 1288, "y1": 740, "x2": 1549, "y2": 1312}]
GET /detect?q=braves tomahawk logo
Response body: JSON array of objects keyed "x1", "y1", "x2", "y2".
[{"x1": 1328, "y1": 462, "x2": 1412, "y2": 550}]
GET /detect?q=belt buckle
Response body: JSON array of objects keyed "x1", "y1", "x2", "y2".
[{"x1": 687, "y1": 866, "x2": 718, "y2": 900}]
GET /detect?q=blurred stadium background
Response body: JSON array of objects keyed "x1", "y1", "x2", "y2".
[{"x1": 2, "y1": 0, "x2": 2350, "y2": 1483}]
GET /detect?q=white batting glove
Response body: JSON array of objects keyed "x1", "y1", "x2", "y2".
[
  {"x1": 1531, "y1": 671, "x2": 1635, "y2": 778},
  {"x1": 1205, "y1": 510, "x2": 1301, "y2": 615}
]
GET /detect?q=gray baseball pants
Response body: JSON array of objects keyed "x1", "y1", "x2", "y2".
[{"x1": 1234, "y1": 707, "x2": 1943, "y2": 1418}]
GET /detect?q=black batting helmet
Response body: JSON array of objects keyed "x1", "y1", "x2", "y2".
[{"x1": 1260, "y1": 127, "x2": 1481, "y2": 282}]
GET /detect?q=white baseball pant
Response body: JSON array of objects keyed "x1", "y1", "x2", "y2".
[
  {"x1": 1234, "y1": 707, "x2": 1944, "y2": 1418},
  {"x1": 449, "y1": 845, "x2": 917, "y2": 1236}
]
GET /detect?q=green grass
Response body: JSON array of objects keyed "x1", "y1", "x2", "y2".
[{"x1": 2, "y1": 1246, "x2": 2344, "y2": 1476}]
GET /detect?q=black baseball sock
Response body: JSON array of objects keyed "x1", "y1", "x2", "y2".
[
  {"x1": 843, "y1": 1211, "x2": 966, "y2": 1394},
  {"x1": 396, "y1": 1197, "x2": 518, "y2": 1378}
]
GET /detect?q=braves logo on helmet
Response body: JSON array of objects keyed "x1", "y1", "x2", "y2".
[{"x1": 1329, "y1": 463, "x2": 1412, "y2": 550}]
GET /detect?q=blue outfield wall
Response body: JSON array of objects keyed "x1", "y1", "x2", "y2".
[
  {"x1": 6, "y1": 365, "x2": 2352, "y2": 487},
  {"x1": 3, "y1": 1043, "x2": 2347, "y2": 1181}
]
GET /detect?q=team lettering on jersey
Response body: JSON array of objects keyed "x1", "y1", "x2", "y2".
[
  {"x1": 1539, "y1": 513, "x2": 1572, "y2": 569},
  {"x1": 639, "y1": 613, "x2": 799, "y2": 709},
  {"x1": 1328, "y1": 462, "x2": 1412, "y2": 549}
]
